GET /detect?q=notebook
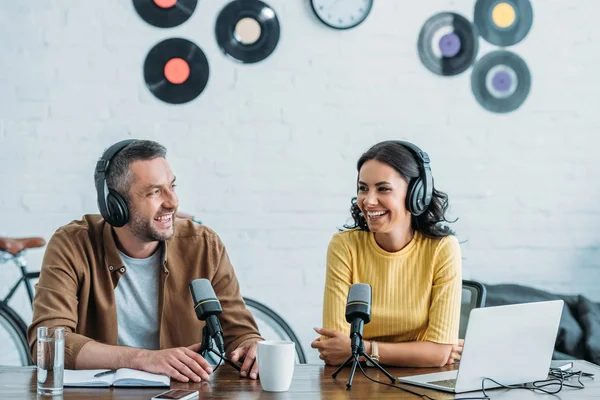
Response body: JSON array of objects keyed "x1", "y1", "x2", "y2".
[{"x1": 64, "y1": 368, "x2": 170, "y2": 387}]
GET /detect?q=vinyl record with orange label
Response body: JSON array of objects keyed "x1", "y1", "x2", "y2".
[
  {"x1": 474, "y1": 0, "x2": 533, "y2": 46},
  {"x1": 471, "y1": 50, "x2": 531, "y2": 113},
  {"x1": 215, "y1": 0, "x2": 280, "y2": 64},
  {"x1": 143, "y1": 38, "x2": 209, "y2": 104},
  {"x1": 133, "y1": 0, "x2": 197, "y2": 28},
  {"x1": 418, "y1": 12, "x2": 479, "y2": 76}
]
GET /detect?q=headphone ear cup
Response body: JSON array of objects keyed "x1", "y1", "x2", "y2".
[
  {"x1": 106, "y1": 190, "x2": 129, "y2": 227},
  {"x1": 407, "y1": 178, "x2": 426, "y2": 216}
]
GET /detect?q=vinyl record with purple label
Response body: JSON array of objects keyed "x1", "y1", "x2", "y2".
[
  {"x1": 417, "y1": 12, "x2": 479, "y2": 76},
  {"x1": 474, "y1": 0, "x2": 533, "y2": 46},
  {"x1": 143, "y1": 38, "x2": 209, "y2": 104},
  {"x1": 133, "y1": 0, "x2": 197, "y2": 28},
  {"x1": 215, "y1": 0, "x2": 280, "y2": 64},
  {"x1": 471, "y1": 50, "x2": 530, "y2": 113}
]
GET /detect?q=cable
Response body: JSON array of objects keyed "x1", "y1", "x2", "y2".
[
  {"x1": 211, "y1": 353, "x2": 224, "y2": 373},
  {"x1": 480, "y1": 368, "x2": 595, "y2": 398},
  {"x1": 355, "y1": 357, "x2": 491, "y2": 399},
  {"x1": 353, "y1": 360, "x2": 594, "y2": 400},
  {"x1": 549, "y1": 367, "x2": 594, "y2": 380},
  {"x1": 353, "y1": 355, "x2": 440, "y2": 400}
]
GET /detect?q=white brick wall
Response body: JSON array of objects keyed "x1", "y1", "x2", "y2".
[{"x1": 1, "y1": 0, "x2": 599, "y2": 364}]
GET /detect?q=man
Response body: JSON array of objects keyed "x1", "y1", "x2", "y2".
[{"x1": 27, "y1": 139, "x2": 263, "y2": 383}]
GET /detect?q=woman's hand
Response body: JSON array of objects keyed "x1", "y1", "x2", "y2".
[
  {"x1": 445, "y1": 339, "x2": 464, "y2": 365},
  {"x1": 310, "y1": 327, "x2": 352, "y2": 366}
]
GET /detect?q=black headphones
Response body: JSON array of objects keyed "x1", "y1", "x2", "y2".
[
  {"x1": 95, "y1": 139, "x2": 138, "y2": 227},
  {"x1": 388, "y1": 141, "x2": 433, "y2": 216}
]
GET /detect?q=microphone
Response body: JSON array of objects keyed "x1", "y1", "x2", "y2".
[
  {"x1": 333, "y1": 282, "x2": 395, "y2": 388},
  {"x1": 345, "y1": 283, "x2": 372, "y2": 354},
  {"x1": 189, "y1": 278, "x2": 226, "y2": 355}
]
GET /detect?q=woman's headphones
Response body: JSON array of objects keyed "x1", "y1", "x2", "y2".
[
  {"x1": 390, "y1": 141, "x2": 433, "y2": 216},
  {"x1": 95, "y1": 139, "x2": 138, "y2": 227}
]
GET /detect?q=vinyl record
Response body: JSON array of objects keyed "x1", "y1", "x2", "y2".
[
  {"x1": 417, "y1": 12, "x2": 479, "y2": 76},
  {"x1": 143, "y1": 38, "x2": 209, "y2": 104},
  {"x1": 471, "y1": 50, "x2": 530, "y2": 113},
  {"x1": 474, "y1": 0, "x2": 533, "y2": 46},
  {"x1": 133, "y1": 0, "x2": 197, "y2": 28},
  {"x1": 215, "y1": 0, "x2": 280, "y2": 64}
]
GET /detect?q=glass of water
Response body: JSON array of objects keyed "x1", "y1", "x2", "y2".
[{"x1": 37, "y1": 326, "x2": 65, "y2": 396}]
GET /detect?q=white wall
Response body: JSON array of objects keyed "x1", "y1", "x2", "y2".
[{"x1": 1, "y1": 0, "x2": 599, "y2": 363}]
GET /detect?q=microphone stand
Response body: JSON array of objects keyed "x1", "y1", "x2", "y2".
[
  {"x1": 332, "y1": 332, "x2": 395, "y2": 389},
  {"x1": 198, "y1": 326, "x2": 241, "y2": 372}
]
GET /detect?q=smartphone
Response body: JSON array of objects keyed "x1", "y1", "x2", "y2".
[
  {"x1": 151, "y1": 389, "x2": 199, "y2": 400},
  {"x1": 550, "y1": 361, "x2": 574, "y2": 372}
]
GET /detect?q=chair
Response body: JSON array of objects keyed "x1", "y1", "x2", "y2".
[{"x1": 460, "y1": 280, "x2": 487, "y2": 339}]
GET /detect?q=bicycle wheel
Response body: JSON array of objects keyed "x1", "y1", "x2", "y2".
[
  {"x1": 203, "y1": 298, "x2": 307, "y2": 366},
  {"x1": 243, "y1": 298, "x2": 307, "y2": 364},
  {"x1": 0, "y1": 305, "x2": 32, "y2": 366}
]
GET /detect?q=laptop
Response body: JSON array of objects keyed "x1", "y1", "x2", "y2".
[{"x1": 396, "y1": 300, "x2": 564, "y2": 393}]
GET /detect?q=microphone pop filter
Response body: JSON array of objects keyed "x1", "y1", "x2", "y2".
[
  {"x1": 189, "y1": 278, "x2": 223, "y2": 320},
  {"x1": 345, "y1": 283, "x2": 371, "y2": 324}
]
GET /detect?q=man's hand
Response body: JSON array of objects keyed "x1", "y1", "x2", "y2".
[
  {"x1": 311, "y1": 327, "x2": 352, "y2": 366},
  {"x1": 445, "y1": 339, "x2": 464, "y2": 365},
  {"x1": 134, "y1": 343, "x2": 213, "y2": 383},
  {"x1": 229, "y1": 339, "x2": 262, "y2": 380}
]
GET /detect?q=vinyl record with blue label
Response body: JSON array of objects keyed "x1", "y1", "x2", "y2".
[
  {"x1": 417, "y1": 12, "x2": 479, "y2": 76},
  {"x1": 133, "y1": 0, "x2": 197, "y2": 28},
  {"x1": 471, "y1": 50, "x2": 531, "y2": 113},
  {"x1": 215, "y1": 0, "x2": 280, "y2": 64},
  {"x1": 473, "y1": 0, "x2": 533, "y2": 46},
  {"x1": 143, "y1": 38, "x2": 209, "y2": 104}
]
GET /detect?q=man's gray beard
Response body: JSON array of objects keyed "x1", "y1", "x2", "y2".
[{"x1": 128, "y1": 207, "x2": 175, "y2": 242}]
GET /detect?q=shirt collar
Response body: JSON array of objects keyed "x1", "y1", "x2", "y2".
[
  {"x1": 103, "y1": 222, "x2": 123, "y2": 270},
  {"x1": 102, "y1": 222, "x2": 168, "y2": 270}
]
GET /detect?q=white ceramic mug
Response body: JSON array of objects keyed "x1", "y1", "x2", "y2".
[{"x1": 256, "y1": 340, "x2": 295, "y2": 392}]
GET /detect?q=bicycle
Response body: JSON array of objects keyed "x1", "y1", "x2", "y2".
[
  {"x1": 0, "y1": 225, "x2": 306, "y2": 366},
  {"x1": 0, "y1": 236, "x2": 46, "y2": 366}
]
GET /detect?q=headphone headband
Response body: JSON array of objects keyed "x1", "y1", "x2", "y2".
[
  {"x1": 389, "y1": 140, "x2": 434, "y2": 215},
  {"x1": 96, "y1": 139, "x2": 138, "y2": 175}
]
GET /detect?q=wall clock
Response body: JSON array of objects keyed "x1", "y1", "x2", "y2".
[{"x1": 311, "y1": 0, "x2": 373, "y2": 30}]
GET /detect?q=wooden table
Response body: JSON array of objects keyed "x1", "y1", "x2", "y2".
[{"x1": 1, "y1": 360, "x2": 599, "y2": 399}]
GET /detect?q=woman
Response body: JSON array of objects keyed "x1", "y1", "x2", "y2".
[{"x1": 311, "y1": 140, "x2": 463, "y2": 368}]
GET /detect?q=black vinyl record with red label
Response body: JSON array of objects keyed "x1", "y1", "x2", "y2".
[
  {"x1": 133, "y1": 0, "x2": 197, "y2": 28},
  {"x1": 143, "y1": 38, "x2": 209, "y2": 104}
]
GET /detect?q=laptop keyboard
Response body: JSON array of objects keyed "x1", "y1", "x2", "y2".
[{"x1": 427, "y1": 379, "x2": 456, "y2": 388}]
